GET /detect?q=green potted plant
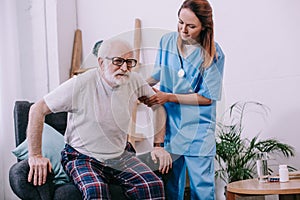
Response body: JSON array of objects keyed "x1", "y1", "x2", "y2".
[{"x1": 215, "y1": 101, "x2": 295, "y2": 184}]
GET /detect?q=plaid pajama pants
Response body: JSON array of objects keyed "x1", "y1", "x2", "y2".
[{"x1": 61, "y1": 143, "x2": 165, "y2": 200}]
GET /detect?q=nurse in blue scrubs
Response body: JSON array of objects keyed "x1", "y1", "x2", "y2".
[{"x1": 141, "y1": 0, "x2": 225, "y2": 199}]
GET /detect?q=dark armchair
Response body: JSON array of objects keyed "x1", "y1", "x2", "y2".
[{"x1": 9, "y1": 101, "x2": 167, "y2": 200}]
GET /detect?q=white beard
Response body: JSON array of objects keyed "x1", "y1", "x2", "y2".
[{"x1": 104, "y1": 69, "x2": 130, "y2": 87}]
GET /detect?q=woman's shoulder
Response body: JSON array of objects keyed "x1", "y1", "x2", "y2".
[
  {"x1": 214, "y1": 41, "x2": 225, "y2": 59},
  {"x1": 159, "y1": 32, "x2": 178, "y2": 49},
  {"x1": 161, "y1": 31, "x2": 177, "y2": 42}
]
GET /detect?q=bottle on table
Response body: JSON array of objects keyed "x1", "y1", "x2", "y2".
[{"x1": 279, "y1": 164, "x2": 289, "y2": 182}]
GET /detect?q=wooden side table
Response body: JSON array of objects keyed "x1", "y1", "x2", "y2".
[{"x1": 227, "y1": 179, "x2": 300, "y2": 200}]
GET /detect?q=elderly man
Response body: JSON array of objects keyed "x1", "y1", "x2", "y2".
[{"x1": 27, "y1": 39, "x2": 172, "y2": 199}]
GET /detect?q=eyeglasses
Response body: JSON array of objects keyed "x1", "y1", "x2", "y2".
[{"x1": 105, "y1": 57, "x2": 137, "y2": 68}]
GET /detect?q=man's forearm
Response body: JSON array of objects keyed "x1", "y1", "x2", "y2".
[
  {"x1": 152, "y1": 105, "x2": 166, "y2": 144},
  {"x1": 27, "y1": 100, "x2": 51, "y2": 157}
]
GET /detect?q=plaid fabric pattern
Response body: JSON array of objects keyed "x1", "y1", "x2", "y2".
[{"x1": 61, "y1": 143, "x2": 165, "y2": 200}]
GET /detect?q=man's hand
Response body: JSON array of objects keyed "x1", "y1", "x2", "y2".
[
  {"x1": 151, "y1": 147, "x2": 172, "y2": 174},
  {"x1": 28, "y1": 156, "x2": 52, "y2": 186}
]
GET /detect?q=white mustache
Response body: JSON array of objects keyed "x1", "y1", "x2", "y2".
[{"x1": 113, "y1": 70, "x2": 130, "y2": 77}]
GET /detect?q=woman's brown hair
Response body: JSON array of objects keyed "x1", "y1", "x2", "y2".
[{"x1": 178, "y1": 0, "x2": 216, "y2": 68}]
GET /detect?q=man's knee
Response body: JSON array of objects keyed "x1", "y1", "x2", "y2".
[
  {"x1": 127, "y1": 175, "x2": 165, "y2": 199},
  {"x1": 9, "y1": 160, "x2": 30, "y2": 198},
  {"x1": 9, "y1": 160, "x2": 54, "y2": 200},
  {"x1": 80, "y1": 181, "x2": 110, "y2": 199}
]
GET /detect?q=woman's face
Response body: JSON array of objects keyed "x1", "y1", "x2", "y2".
[{"x1": 178, "y1": 8, "x2": 203, "y2": 44}]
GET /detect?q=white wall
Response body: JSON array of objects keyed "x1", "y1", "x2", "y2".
[
  {"x1": 213, "y1": 0, "x2": 300, "y2": 166},
  {"x1": 56, "y1": 0, "x2": 78, "y2": 84},
  {"x1": 0, "y1": 1, "x2": 21, "y2": 199},
  {"x1": 45, "y1": 0, "x2": 78, "y2": 90},
  {"x1": 76, "y1": 0, "x2": 182, "y2": 58},
  {"x1": 1, "y1": 0, "x2": 50, "y2": 199}
]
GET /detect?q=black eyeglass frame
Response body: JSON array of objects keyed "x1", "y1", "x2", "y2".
[{"x1": 105, "y1": 57, "x2": 137, "y2": 68}]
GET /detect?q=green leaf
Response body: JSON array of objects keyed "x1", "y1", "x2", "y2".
[{"x1": 215, "y1": 101, "x2": 296, "y2": 184}]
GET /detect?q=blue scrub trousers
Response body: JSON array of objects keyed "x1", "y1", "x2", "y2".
[{"x1": 166, "y1": 155, "x2": 215, "y2": 200}]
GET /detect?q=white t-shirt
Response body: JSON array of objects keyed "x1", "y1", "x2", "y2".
[{"x1": 44, "y1": 68, "x2": 155, "y2": 161}]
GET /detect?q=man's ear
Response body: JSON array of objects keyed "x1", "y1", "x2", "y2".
[{"x1": 98, "y1": 57, "x2": 104, "y2": 71}]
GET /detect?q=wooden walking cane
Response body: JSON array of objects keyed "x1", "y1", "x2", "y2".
[
  {"x1": 128, "y1": 18, "x2": 144, "y2": 148},
  {"x1": 70, "y1": 29, "x2": 83, "y2": 77},
  {"x1": 133, "y1": 18, "x2": 141, "y2": 72}
]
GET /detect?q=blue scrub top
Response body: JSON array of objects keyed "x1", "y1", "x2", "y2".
[{"x1": 152, "y1": 32, "x2": 225, "y2": 156}]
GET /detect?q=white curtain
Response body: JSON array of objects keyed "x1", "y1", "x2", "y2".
[
  {"x1": 0, "y1": 0, "x2": 22, "y2": 199},
  {"x1": 0, "y1": 0, "x2": 50, "y2": 199}
]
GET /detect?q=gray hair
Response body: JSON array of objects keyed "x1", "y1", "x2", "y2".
[{"x1": 97, "y1": 39, "x2": 133, "y2": 59}]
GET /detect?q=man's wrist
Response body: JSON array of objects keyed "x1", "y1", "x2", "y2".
[{"x1": 153, "y1": 142, "x2": 164, "y2": 147}]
